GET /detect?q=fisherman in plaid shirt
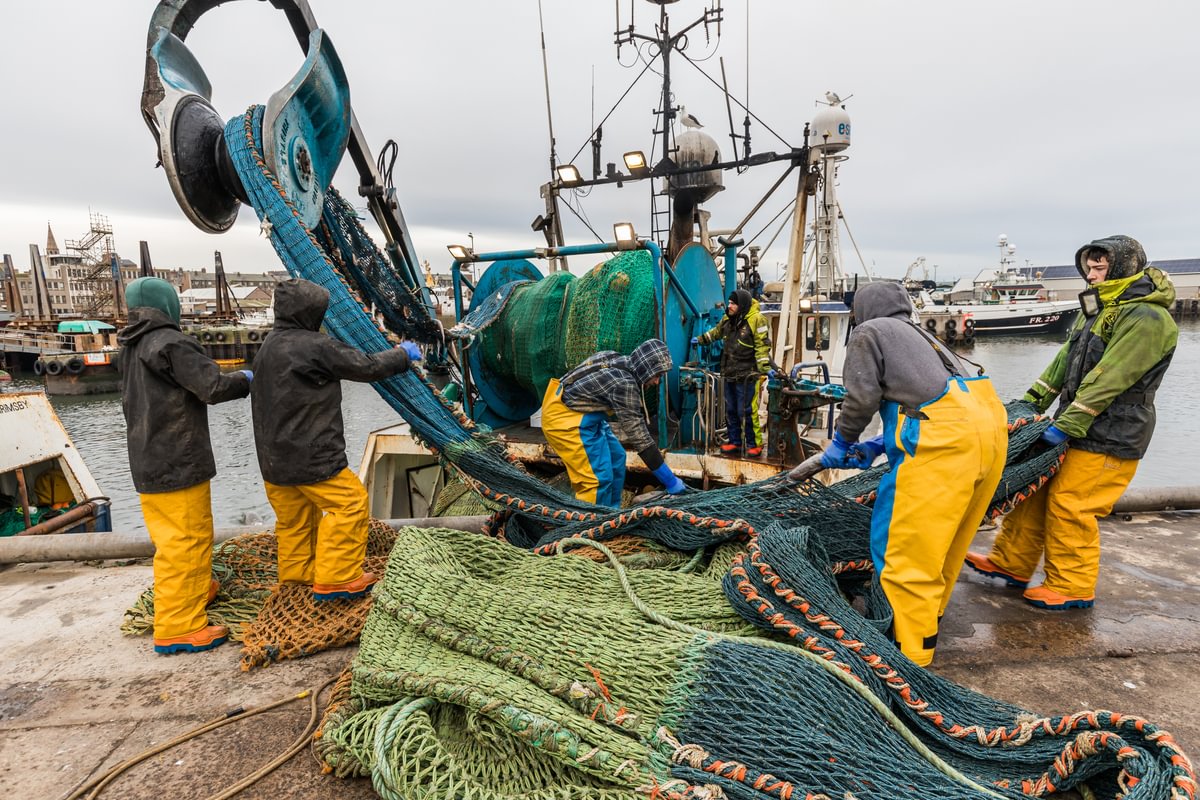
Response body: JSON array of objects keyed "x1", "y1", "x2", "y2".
[{"x1": 540, "y1": 338, "x2": 687, "y2": 506}]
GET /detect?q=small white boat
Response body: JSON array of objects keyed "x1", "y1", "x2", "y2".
[
  {"x1": 914, "y1": 238, "x2": 1081, "y2": 338},
  {"x1": 0, "y1": 391, "x2": 112, "y2": 536}
]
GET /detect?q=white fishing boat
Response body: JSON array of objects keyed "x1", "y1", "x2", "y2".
[
  {"x1": 0, "y1": 390, "x2": 112, "y2": 536},
  {"x1": 914, "y1": 236, "x2": 1079, "y2": 340}
]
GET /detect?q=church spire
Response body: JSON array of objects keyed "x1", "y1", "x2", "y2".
[{"x1": 45, "y1": 222, "x2": 59, "y2": 255}]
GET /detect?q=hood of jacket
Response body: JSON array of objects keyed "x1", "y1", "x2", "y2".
[
  {"x1": 852, "y1": 281, "x2": 914, "y2": 324},
  {"x1": 728, "y1": 288, "x2": 753, "y2": 319},
  {"x1": 273, "y1": 278, "x2": 329, "y2": 332},
  {"x1": 629, "y1": 338, "x2": 672, "y2": 384},
  {"x1": 117, "y1": 306, "x2": 179, "y2": 347},
  {"x1": 125, "y1": 277, "x2": 181, "y2": 325},
  {"x1": 1074, "y1": 235, "x2": 1147, "y2": 282}
]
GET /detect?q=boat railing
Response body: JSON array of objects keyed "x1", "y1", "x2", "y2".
[{"x1": 0, "y1": 328, "x2": 76, "y2": 356}]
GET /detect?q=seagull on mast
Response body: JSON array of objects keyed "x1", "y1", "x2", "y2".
[
  {"x1": 679, "y1": 105, "x2": 704, "y2": 129},
  {"x1": 824, "y1": 91, "x2": 842, "y2": 106}
]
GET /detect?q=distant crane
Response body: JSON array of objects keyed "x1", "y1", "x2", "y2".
[{"x1": 903, "y1": 257, "x2": 936, "y2": 290}]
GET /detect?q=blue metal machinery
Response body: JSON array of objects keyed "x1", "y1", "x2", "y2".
[
  {"x1": 140, "y1": 0, "x2": 439, "y2": 336},
  {"x1": 449, "y1": 240, "x2": 729, "y2": 448}
]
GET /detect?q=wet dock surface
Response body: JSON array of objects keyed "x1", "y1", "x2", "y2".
[
  {"x1": 939, "y1": 510, "x2": 1200, "y2": 757},
  {"x1": 1, "y1": 510, "x2": 1196, "y2": 799}
]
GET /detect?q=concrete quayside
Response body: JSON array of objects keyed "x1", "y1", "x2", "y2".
[{"x1": 0, "y1": 507, "x2": 1196, "y2": 799}]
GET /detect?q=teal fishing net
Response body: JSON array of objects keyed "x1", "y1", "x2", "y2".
[{"x1": 224, "y1": 106, "x2": 1194, "y2": 800}]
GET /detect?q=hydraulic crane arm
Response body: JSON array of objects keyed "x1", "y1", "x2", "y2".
[{"x1": 140, "y1": 0, "x2": 433, "y2": 321}]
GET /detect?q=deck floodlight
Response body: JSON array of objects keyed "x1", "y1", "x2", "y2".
[
  {"x1": 613, "y1": 222, "x2": 637, "y2": 248},
  {"x1": 556, "y1": 164, "x2": 583, "y2": 187},
  {"x1": 799, "y1": 298, "x2": 813, "y2": 312},
  {"x1": 447, "y1": 244, "x2": 473, "y2": 262},
  {"x1": 623, "y1": 150, "x2": 650, "y2": 177}
]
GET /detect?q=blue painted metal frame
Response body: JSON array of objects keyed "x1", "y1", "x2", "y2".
[{"x1": 447, "y1": 240, "x2": 726, "y2": 447}]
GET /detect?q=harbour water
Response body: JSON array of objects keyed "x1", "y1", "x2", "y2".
[{"x1": 6, "y1": 319, "x2": 1197, "y2": 533}]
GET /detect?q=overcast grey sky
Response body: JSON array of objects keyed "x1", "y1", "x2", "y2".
[{"x1": 2, "y1": 1, "x2": 1198, "y2": 281}]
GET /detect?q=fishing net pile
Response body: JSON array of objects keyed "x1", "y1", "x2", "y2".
[
  {"x1": 314, "y1": 521, "x2": 1194, "y2": 800},
  {"x1": 214, "y1": 106, "x2": 1195, "y2": 798},
  {"x1": 122, "y1": 520, "x2": 398, "y2": 670}
]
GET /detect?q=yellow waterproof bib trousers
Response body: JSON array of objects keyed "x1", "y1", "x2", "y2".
[
  {"x1": 140, "y1": 481, "x2": 216, "y2": 640},
  {"x1": 872, "y1": 376, "x2": 1007, "y2": 666},
  {"x1": 541, "y1": 378, "x2": 626, "y2": 507},
  {"x1": 264, "y1": 467, "x2": 372, "y2": 587},
  {"x1": 988, "y1": 448, "x2": 1137, "y2": 598}
]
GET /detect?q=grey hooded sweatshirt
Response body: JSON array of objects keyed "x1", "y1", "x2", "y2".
[{"x1": 838, "y1": 282, "x2": 975, "y2": 441}]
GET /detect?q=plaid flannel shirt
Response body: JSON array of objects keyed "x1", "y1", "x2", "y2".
[{"x1": 559, "y1": 352, "x2": 656, "y2": 452}]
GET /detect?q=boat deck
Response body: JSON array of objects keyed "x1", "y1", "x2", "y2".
[{"x1": 2, "y1": 510, "x2": 1197, "y2": 798}]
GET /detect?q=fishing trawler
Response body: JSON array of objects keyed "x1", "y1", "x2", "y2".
[
  {"x1": 138, "y1": 0, "x2": 872, "y2": 517},
  {"x1": 913, "y1": 236, "x2": 1079, "y2": 341}
]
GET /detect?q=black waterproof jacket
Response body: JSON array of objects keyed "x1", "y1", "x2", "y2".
[
  {"x1": 251, "y1": 279, "x2": 411, "y2": 486},
  {"x1": 118, "y1": 307, "x2": 251, "y2": 493}
]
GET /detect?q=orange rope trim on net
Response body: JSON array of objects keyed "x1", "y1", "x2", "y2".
[
  {"x1": 727, "y1": 527, "x2": 1197, "y2": 799},
  {"x1": 987, "y1": 451, "x2": 1067, "y2": 521},
  {"x1": 531, "y1": 506, "x2": 754, "y2": 556}
]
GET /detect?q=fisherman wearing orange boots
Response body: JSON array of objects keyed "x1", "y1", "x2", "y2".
[
  {"x1": 249, "y1": 279, "x2": 417, "y2": 601},
  {"x1": 692, "y1": 288, "x2": 772, "y2": 457},
  {"x1": 119, "y1": 277, "x2": 252, "y2": 654},
  {"x1": 966, "y1": 236, "x2": 1178, "y2": 610}
]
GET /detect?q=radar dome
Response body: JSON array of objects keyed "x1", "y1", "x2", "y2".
[
  {"x1": 808, "y1": 103, "x2": 851, "y2": 153},
  {"x1": 669, "y1": 129, "x2": 724, "y2": 202}
]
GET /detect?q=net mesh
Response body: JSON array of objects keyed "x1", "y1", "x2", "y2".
[
  {"x1": 469, "y1": 252, "x2": 659, "y2": 401},
  {"x1": 207, "y1": 106, "x2": 1193, "y2": 799},
  {"x1": 122, "y1": 521, "x2": 398, "y2": 670}
]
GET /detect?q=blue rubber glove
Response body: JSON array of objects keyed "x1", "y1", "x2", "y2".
[
  {"x1": 819, "y1": 431, "x2": 856, "y2": 469},
  {"x1": 399, "y1": 341, "x2": 422, "y2": 362},
  {"x1": 767, "y1": 369, "x2": 777, "y2": 379},
  {"x1": 651, "y1": 463, "x2": 687, "y2": 495},
  {"x1": 690, "y1": 336, "x2": 700, "y2": 346},
  {"x1": 847, "y1": 435, "x2": 885, "y2": 468},
  {"x1": 1040, "y1": 424, "x2": 1069, "y2": 446},
  {"x1": 238, "y1": 369, "x2": 253, "y2": 384}
]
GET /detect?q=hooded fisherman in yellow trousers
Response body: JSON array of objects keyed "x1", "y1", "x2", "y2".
[
  {"x1": 118, "y1": 277, "x2": 252, "y2": 654},
  {"x1": 823, "y1": 282, "x2": 1007, "y2": 666},
  {"x1": 250, "y1": 279, "x2": 418, "y2": 601},
  {"x1": 541, "y1": 339, "x2": 686, "y2": 507},
  {"x1": 966, "y1": 236, "x2": 1177, "y2": 610}
]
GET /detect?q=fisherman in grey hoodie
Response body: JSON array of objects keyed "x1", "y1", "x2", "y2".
[{"x1": 826, "y1": 281, "x2": 1007, "y2": 666}]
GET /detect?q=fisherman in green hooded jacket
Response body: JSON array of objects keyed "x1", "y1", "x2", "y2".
[
  {"x1": 966, "y1": 235, "x2": 1177, "y2": 610},
  {"x1": 118, "y1": 277, "x2": 252, "y2": 654}
]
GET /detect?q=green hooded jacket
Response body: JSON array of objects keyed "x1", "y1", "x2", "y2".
[
  {"x1": 1025, "y1": 237, "x2": 1177, "y2": 459},
  {"x1": 697, "y1": 288, "x2": 772, "y2": 380}
]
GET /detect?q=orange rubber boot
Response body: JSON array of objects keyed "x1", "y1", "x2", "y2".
[
  {"x1": 1023, "y1": 585, "x2": 1094, "y2": 610},
  {"x1": 154, "y1": 624, "x2": 229, "y2": 655},
  {"x1": 313, "y1": 571, "x2": 378, "y2": 602},
  {"x1": 963, "y1": 552, "x2": 1030, "y2": 588}
]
